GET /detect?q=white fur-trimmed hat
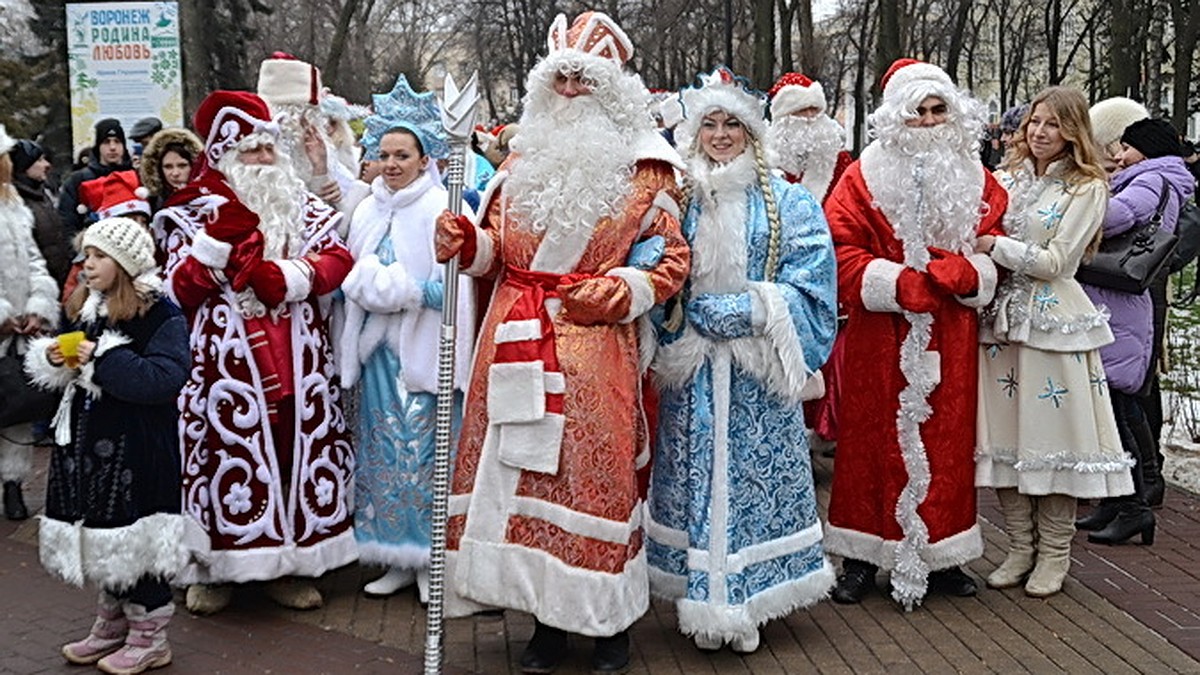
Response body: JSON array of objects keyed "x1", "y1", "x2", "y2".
[
  {"x1": 676, "y1": 67, "x2": 768, "y2": 152},
  {"x1": 1089, "y1": 97, "x2": 1150, "y2": 148},
  {"x1": 880, "y1": 58, "x2": 953, "y2": 103},
  {"x1": 769, "y1": 72, "x2": 827, "y2": 118},
  {"x1": 81, "y1": 216, "x2": 157, "y2": 279},
  {"x1": 257, "y1": 52, "x2": 323, "y2": 108}
]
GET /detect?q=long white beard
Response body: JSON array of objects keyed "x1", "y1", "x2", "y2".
[
  {"x1": 867, "y1": 125, "x2": 983, "y2": 256},
  {"x1": 768, "y1": 114, "x2": 844, "y2": 197},
  {"x1": 505, "y1": 95, "x2": 634, "y2": 241},
  {"x1": 219, "y1": 153, "x2": 308, "y2": 259}
]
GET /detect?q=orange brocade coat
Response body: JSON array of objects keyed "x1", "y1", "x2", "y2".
[{"x1": 445, "y1": 158, "x2": 689, "y2": 637}]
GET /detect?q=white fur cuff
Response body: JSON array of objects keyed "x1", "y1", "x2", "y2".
[
  {"x1": 279, "y1": 259, "x2": 314, "y2": 303},
  {"x1": 23, "y1": 336, "x2": 75, "y2": 391},
  {"x1": 606, "y1": 267, "x2": 654, "y2": 324},
  {"x1": 191, "y1": 230, "x2": 233, "y2": 269},
  {"x1": 957, "y1": 253, "x2": 998, "y2": 308},
  {"x1": 463, "y1": 224, "x2": 494, "y2": 277},
  {"x1": 861, "y1": 259, "x2": 905, "y2": 313}
]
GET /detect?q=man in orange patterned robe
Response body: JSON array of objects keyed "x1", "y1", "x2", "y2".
[{"x1": 434, "y1": 11, "x2": 689, "y2": 674}]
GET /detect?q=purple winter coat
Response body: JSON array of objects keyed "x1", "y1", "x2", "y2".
[{"x1": 1084, "y1": 155, "x2": 1195, "y2": 394}]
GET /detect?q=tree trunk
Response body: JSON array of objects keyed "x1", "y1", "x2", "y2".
[
  {"x1": 753, "y1": 0, "x2": 776, "y2": 89},
  {"x1": 796, "y1": 0, "x2": 819, "y2": 76},
  {"x1": 875, "y1": 0, "x2": 902, "y2": 97},
  {"x1": 1110, "y1": 0, "x2": 1143, "y2": 98},
  {"x1": 943, "y1": 0, "x2": 972, "y2": 81},
  {"x1": 1171, "y1": 0, "x2": 1200, "y2": 132},
  {"x1": 778, "y1": 0, "x2": 797, "y2": 73},
  {"x1": 324, "y1": 0, "x2": 363, "y2": 85}
]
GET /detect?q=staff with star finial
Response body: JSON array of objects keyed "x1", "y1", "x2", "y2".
[{"x1": 425, "y1": 71, "x2": 479, "y2": 675}]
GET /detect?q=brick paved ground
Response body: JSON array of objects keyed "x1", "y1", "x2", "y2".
[{"x1": 4, "y1": 450, "x2": 1199, "y2": 674}]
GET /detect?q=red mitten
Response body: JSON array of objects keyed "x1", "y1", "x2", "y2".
[
  {"x1": 558, "y1": 276, "x2": 631, "y2": 325},
  {"x1": 927, "y1": 247, "x2": 979, "y2": 295},
  {"x1": 227, "y1": 230, "x2": 266, "y2": 291},
  {"x1": 205, "y1": 201, "x2": 260, "y2": 242},
  {"x1": 247, "y1": 260, "x2": 287, "y2": 307},
  {"x1": 895, "y1": 268, "x2": 941, "y2": 313},
  {"x1": 435, "y1": 211, "x2": 476, "y2": 265}
]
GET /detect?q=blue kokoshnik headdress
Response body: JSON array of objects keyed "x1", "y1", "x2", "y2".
[{"x1": 361, "y1": 74, "x2": 450, "y2": 161}]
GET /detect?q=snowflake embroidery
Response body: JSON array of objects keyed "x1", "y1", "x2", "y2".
[
  {"x1": 997, "y1": 368, "x2": 1019, "y2": 398},
  {"x1": 986, "y1": 344, "x2": 1006, "y2": 359},
  {"x1": 1090, "y1": 368, "x2": 1108, "y2": 396},
  {"x1": 1038, "y1": 201, "x2": 1064, "y2": 229},
  {"x1": 1038, "y1": 377, "x2": 1069, "y2": 408},
  {"x1": 315, "y1": 477, "x2": 335, "y2": 507},
  {"x1": 1033, "y1": 284, "x2": 1059, "y2": 312}
]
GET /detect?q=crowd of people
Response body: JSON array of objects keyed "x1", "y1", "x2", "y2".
[{"x1": 1, "y1": 8, "x2": 1194, "y2": 675}]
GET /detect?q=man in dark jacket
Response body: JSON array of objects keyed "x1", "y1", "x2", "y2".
[
  {"x1": 12, "y1": 139, "x2": 72, "y2": 286},
  {"x1": 58, "y1": 118, "x2": 132, "y2": 233}
]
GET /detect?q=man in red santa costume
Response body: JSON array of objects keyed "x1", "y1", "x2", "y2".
[
  {"x1": 823, "y1": 58, "x2": 1007, "y2": 609},
  {"x1": 154, "y1": 90, "x2": 356, "y2": 615},
  {"x1": 435, "y1": 10, "x2": 690, "y2": 674},
  {"x1": 766, "y1": 72, "x2": 852, "y2": 204}
]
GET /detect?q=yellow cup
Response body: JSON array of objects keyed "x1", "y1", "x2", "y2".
[{"x1": 57, "y1": 331, "x2": 86, "y2": 368}]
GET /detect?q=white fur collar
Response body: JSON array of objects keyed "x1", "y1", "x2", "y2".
[
  {"x1": 687, "y1": 152, "x2": 756, "y2": 294},
  {"x1": 369, "y1": 171, "x2": 436, "y2": 210}
]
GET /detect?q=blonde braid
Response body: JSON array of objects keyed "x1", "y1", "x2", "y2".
[{"x1": 753, "y1": 138, "x2": 783, "y2": 282}]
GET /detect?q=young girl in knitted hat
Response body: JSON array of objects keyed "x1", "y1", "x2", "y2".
[{"x1": 24, "y1": 216, "x2": 191, "y2": 674}]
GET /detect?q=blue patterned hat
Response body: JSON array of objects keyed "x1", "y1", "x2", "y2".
[{"x1": 361, "y1": 75, "x2": 449, "y2": 161}]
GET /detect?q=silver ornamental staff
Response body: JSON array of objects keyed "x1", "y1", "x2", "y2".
[{"x1": 426, "y1": 71, "x2": 479, "y2": 675}]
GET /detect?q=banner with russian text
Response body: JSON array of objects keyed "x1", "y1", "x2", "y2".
[{"x1": 66, "y1": 2, "x2": 182, "y2": 152}]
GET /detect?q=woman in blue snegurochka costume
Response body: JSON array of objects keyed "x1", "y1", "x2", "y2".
[
  {"x1": 646, "y1": 68, "x2": 838, "y2": 654},
  {"x1": 338, "y1": 97, "x2": 474, "y2": 601}
]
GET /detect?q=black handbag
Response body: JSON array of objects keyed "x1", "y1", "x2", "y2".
[
  {"x1": 1076, "y1": 175, "x2": 1178, "y2": 294},
  {"x1": 0, "y1": 339, "x2": 60, "y2": 429}
]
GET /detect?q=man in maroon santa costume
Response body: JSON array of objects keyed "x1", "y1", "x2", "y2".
[
  {"x1": 435, "y1": 10, "x2": 690, "y2": 674},
  {"x1": 823, "y1": 59, "x2": 1007, "y2": 609},
  {"x1": 154, "y1": 91, "x2": 356, "y2": 615},
  {"x1": 766, "y1": 72, "x2": 852, "y2": 204}
]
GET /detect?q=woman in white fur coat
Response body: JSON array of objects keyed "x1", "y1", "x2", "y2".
[
  {"x1": 0, "y1": 126, "x2": 59, "y2": 521},
  {"x1": 646, "y1": 69, "x2": 838, "y2": 654},
  {"x1": 338, "y1": 125, "x2": 474, "y2": 599}
]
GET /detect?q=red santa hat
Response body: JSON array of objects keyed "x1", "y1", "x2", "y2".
[
  {"x1": 769, "y1": 72, "x2": 827, "y2": 119},
  {"x1": 77, "y1": 170, "x2": 151, "y2": 221},
  {"x1": 257, "y1": 52, "x2": 323, "y2": 108},
  {"x1": 880, "y1": 58, "x2": 954, "y2": 103},
  {"x1": 546, "y1": 11, "x2": 634, "y2": 66},
  {"x1": 192, "y1": 90, "x2": 280, "y2": 169}
]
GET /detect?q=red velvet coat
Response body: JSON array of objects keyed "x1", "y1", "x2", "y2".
[{"x1": 823, "y1": 158, "x2": 1006, "y2": 597}]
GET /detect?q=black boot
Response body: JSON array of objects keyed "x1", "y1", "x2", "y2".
[
  {"x1": 1087, "y1": 505, "x2": 1155, "y2": 545},
  {"x1": 519, "y1": 621, "x2": 568, "y2": 674},
  {"x1": 591, "y1": 630, "x2": 629, "y2": 674},
  {"x1": 1075, "y1": 498, "x2": 1121, "y2": 531},
  {"x1": 928, "y1": 566, "x2": 977, "y2": 597},
  {"x1": 832, "y1": 559, "x2": 878, "y2": 604},
  {"x1": 3, "y1": 481, "x2": 29, "y2": 521},
  {"x1": 1146, "y1": 479, "x2": 1165, "y2": 510}
]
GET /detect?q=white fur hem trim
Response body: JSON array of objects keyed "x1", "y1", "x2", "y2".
[
  {"x1": 607, "y1": 267, "x2": 654, "y2": 324},
  {"x1": 449, "y1": 540, "x2": 648, "y2": 637},
  {"x1": 190, "y1": 230, "x2": 232, "y2": 269},
  {"x1": 356, "y1": 540, "x2": 431, "y2": 569},
  {"x1": 673, "y1": 562, "x2": 834, "y2": 641},
  {"x1": 487, "y1": 361, "x2": 545, "y2": 423},
  {"x1": 823, "y1": 523, "x2": 984, "y2": 572},
  {"x1": 512, "y1": 495, "x2": 638, "y2": 544},
  {"x1": 861, "y1": 258, "x2": 904, "y2": 313},
  {"x1": 957, "y1": 253, "x2": 997, "y2": 308},
  {"x1": 177, "y1": 527, "x2": 358, "y2": 584},
  {"x1": 278, "y1": 259, "x2": 313, "y2": 303},
  {"x1": 38, "y1": 513, "x2": 193, "y2": 590}
]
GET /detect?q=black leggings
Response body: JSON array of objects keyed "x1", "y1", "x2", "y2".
[
  {"x1": 1110, "y1": 390, "x2": 1153, "y2": 507},
  {"x1": 110, "y1": 576, "x2": 173, "y2": 611}
]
